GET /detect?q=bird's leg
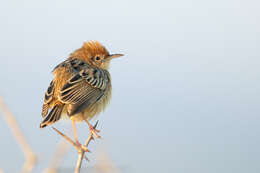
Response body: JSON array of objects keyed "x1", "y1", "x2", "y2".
[
  {"x1": 72, "y1": 120, "x2": 90, "y2": 152},
  {"x1": 85, "y1": 120, "x2": 101, "y2": 138},
  {"x1": 72, "y1": 120, "x2": 80, "y2": 145}
]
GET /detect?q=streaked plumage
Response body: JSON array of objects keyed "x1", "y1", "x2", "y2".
[{"x1": 40, "y1": 41, "x2": 123, "y2": 128}]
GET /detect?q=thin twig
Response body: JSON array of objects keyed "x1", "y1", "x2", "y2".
[
  {"x1": 52, "y1": 127, "x2": 83, "y2": 151},
  {"x1": 52, "y1": 121, "x2": 99, "y2": 173},
  {"x1": 75, "y1": 121, "x2": 99, "y2": 173},
  {"x1": 0, "y1": 96, "x2": 37, "y2": 173}
]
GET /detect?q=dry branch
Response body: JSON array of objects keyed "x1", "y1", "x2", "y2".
[
  {"x1": 0, "y1": 96, "x2": 37, "y2": 173},
  {"x1": 75, "y1": 121, "x2": 99, "y2": 173},
  {"x1": 52, "y1": 121, "x2": 99, "y2": 173}
]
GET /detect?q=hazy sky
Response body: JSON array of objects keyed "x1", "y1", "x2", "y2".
[{"x1": 0, "y1": 0, "x2": 259, "y2": 172}]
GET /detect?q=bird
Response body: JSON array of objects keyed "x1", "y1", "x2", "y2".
[{"x1": 40, "y1": 41, "x2": 123, "y2": 148}]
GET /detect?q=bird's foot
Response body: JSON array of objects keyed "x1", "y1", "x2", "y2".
[
  {"x1": 75, "y1": 140, "x2": 90, "y2": 153},
  {"x1": 86, "y1": 120, "x2": 101, "y2": 139}
]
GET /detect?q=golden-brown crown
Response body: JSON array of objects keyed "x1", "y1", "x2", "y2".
[
  {"x1": 70, "y1": 41, "x2": 109, "y2": 61},
  {"x1": 69, "y1": 41, "x2": 123, "y2": 69},
  {"x1": 82, "y1": 41, "x2": 109, "y2": 57}
]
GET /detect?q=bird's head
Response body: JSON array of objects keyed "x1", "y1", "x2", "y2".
[{"x1": 70, "y1": 41, "x2": 123, "y2": 69}]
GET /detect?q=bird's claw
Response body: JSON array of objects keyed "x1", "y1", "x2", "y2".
[{"x1": 86, "y1": 121, "x2": 101, "y2": 138}]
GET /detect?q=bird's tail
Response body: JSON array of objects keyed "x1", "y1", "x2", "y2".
[{"x1": 40, "y1": 104, "x2": 64, "y2": 128}]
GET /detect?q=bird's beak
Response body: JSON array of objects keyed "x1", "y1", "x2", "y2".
[{"x1": 105, "y1": 54, "x2": 124, "y2": 61}]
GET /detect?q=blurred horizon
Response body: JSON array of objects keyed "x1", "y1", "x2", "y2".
[{"x1": 0, "y1": 0, "x2": 259, "y2": 172}]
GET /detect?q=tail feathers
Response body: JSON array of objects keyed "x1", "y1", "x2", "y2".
[
  {"x1": 40, "y1": 104, "x2": 64, "y2": 128},
  {"x1": 42, "y1": 104, "x2": 49, "y2": 117}
]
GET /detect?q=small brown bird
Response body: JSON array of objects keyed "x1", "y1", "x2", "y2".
[{"x1": 40, "y1": 41, "x2": 123, "y2": 146}]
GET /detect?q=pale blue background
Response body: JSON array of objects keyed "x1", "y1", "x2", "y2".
[{"x1": 0, "y1": 0, "x2": 259, "y2": 172}]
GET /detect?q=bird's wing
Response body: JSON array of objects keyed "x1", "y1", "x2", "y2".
[
  {"x1": 42, "y1": 80, "x2": 55, "y2": 117},
  {"x1": 59, "y1": 65, "x2": 109, "y2": 116}
]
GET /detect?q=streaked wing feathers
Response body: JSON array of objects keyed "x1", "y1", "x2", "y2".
[
  {"x1": 42, "y1": 80, "x2": 54, "y2": 117},
  {"x1": 59, "y1": 66, "x2": 109, "y2": 116}
]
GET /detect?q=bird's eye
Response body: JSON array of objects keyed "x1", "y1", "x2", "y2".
[{"x1": 95, "y1": 56, "x2": 101, "y2": 61}]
